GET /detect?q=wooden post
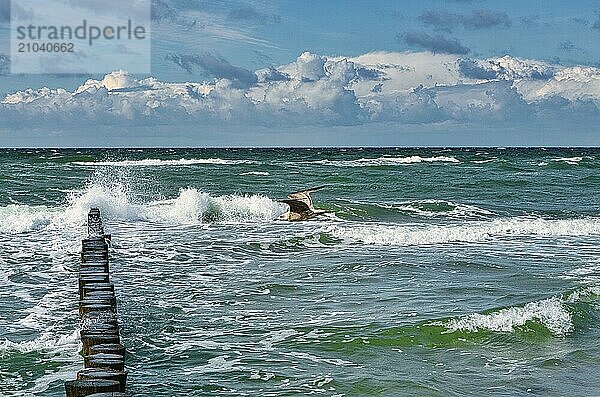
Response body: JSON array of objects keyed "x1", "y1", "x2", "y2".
[
  {"x1": 64, "y1": 379, "x2": 120, "y2": 397},
  {"x1": 89, "y1": 344, "x2": 126, "y2": 357},
  {"x1": 77, "y1": 368, "x2": 127, "y2": 392},
  {"x1": 84, "y1": 353, "x2": 125, "y2": 371},
  {"x1": 66, "y1": 208, "x2": 128, "y2": 395},
  {"x1": 81, "y1": 333, "x2": 121, "y2": 355}
]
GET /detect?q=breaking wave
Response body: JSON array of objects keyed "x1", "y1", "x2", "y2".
[
  {"x1": 330, "y1": 217, "x2": 600, "y2": 246},
  {"x1": 435, "y1": 297, "x2": 572, "y2": 336},
  {"x1": 435, "y1": 286, "x2": 600, "y2": 337},
  {"x1": 0, "y1": 330, "x2": 80, "y2": 355},
  {"x1": 146, "y1": 188, "x2": 284, "y2": 224},
  {"x1": 0, "y1": 182, "x2": 286, "y2": 234},
  {"x1": 0, "y1": 204, "x2": 55, "y2": 234},
  {"x1": 71, "y1": 158, "x2": 255, "y2": 167},
  {"x1": 313, "y1": 156, "x2": 460, "y2": 167}
]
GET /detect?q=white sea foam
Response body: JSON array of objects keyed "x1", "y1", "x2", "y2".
[
  {"x1": 240, "y1": 171, "x2": 270, "y2": 176},
  {"x1": 183, "y1": 355, "x2": 242, "y2": 374},
  {"x1": 147, "y1": 187, "x2": 284, "y2": 224},
  {"x1": 72, "y1": 158, "x2": 254, "y2": 167},
  {"x1": 552, "y1": 157, "x2": 583, "y2": 163},
  {"x1": 547, "y1": 157, "x2": 584, "y2": 165},
  {"x1": 331, "y1": 217, "x2": 600, "y2": 246},
  {"x1": 314, "y1": 156, "x2": 460, "y2": 167},
  {"x1": 0, "y1": 183, "x2": 286, "y2": 233},
  {"x1": 436, "y1": 297, "x2": 573, "y2": 336},
  {"x1": 375, "y1": 199, "x2": 494, "y2": 218},
  {"x1": 0, "y1": 329, "x2": 80, "y2": 354},
  {"x1": 0, "y1": 204, "x2": 54, "y2": 233}
]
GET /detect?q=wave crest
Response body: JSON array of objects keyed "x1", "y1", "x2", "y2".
[
  {"x1": 0, "y1": 183, "x2": 286, "y2": 234},
  {"x1": 72, "y1": 158, "x2": 254, "y2": 167},
  {"x1": 0, "y1": 204, "x2": 54, "y2": 234},
  {"x1": 314, "y1": 156, "x2": 459, "y2": 167},
  {"x1": 436, "y1": 297, "x2": 573, "y2": 336},
  {"x1": 0, "y1": 329, "x2": 80, "y2": 355},
  {"x1": 147, "y1": 188, "x2": 284, "y2": 224},
  {"x1": 331, "y1": 217, "x2": 600, "y2": 246}
]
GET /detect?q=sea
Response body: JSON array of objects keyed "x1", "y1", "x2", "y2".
[{"x1": 0, "y1": 148, "x2": 599, "y2": 396}]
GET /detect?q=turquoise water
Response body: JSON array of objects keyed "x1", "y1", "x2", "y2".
[{"x1": 0, "y1": 148, "x2": 599, "y2": 396}]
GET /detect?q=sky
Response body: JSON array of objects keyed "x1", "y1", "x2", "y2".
[{"x1": 0, "y1": 0, "x2": 600, "y2": 147}]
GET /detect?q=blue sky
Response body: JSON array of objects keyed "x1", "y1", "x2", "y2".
[
  {"x1": 0, "y1": 0, "x2": 600, "y2": 146},
  {"x1": 145, "y1": 0, "x2": 600, "y2": 77}
]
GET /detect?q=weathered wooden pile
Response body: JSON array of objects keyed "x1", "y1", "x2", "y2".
[{"x1": 64, "y1": 208, "x2": 128, "y2": 397}]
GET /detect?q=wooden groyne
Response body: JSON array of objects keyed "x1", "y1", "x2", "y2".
[{"x1": 64, "y1": 208, "x2": 128, "y2": 397}]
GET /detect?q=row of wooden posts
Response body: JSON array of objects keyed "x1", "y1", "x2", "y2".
[{"x1": 64, "y1": 208, "x2": 128, "y2": 397}]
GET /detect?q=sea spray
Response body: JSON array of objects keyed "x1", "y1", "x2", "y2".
[{"x1": 0, "y1": 182, "x2": 286, "y2": 233}]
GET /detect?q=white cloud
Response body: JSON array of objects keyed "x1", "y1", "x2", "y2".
[{"x1": 1, "y1": 51, "x2": 600, "y2": 132}]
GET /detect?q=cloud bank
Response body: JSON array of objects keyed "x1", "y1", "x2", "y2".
[{"x1": 1, "y1": 51, "x2": 599, "y2": 136}]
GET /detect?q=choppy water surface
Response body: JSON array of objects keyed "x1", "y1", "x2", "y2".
[{"x1": 0, "y1": 148, "x2": 599, "y2": 396}]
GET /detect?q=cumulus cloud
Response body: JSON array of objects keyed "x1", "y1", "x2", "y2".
[
  {"x1": 165, "y1": 53, "x2": 258, "y2": 88},
  {"x1": 255, "y1": 66, "x2": 290, "y2": 83},
  {"x1": 457, "y1": 56, "x2": 557, "y2": 81},
  {"x1": 420, "y1": 9, "x2": 510, "y2": 31},
  {"x1": 1, "y1": 51, "x2": 599, "y2": 133},
  {"x1": 401, "y1": 32, "x2": 470, "y2": 55}
]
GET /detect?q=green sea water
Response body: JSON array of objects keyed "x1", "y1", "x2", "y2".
[{"x1": 0, "y1": 148, "x2": 599, "y2": 396}]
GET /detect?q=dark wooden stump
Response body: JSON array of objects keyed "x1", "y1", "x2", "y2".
[
  {"x1": 82, "y1": 313, "x2": 118, "y2": 328},
  {"x1": 82, "y1": 254, "x2": 109, "y2": 263},
  {"x1": 80, "y1": 329, "x2": 119, "y2": 340},
  {"x1": 81, "y1": 334, "x2": 121, "y2": 355},
  {"x1": 79, "y1": 302, "x2": 115, "y2": 316},
  {"x1": 85, "y1": 356, "x2": 125, "y2": 371},
  {"x1": 89, "y1": 343, "x2": 126, "y2": 357},
  {"x1": 79, "y1": 268, "x2": 109, "y2": 276},
  {"x1": 81, "y1": 293, "x2": 117, "y2": 307},
  {"x1": 84, "y1": 353, "x2": 125, "y2": 370},
  {"x1": 90, "y1": 343, "x2": 125, "y2": 357},
  {"x1": 64, "y1": 379, "x2": 120, "y2": 397},
  {"x1": 77, "y1": 368, "x2": 127, "y2": 392},
  {"x1": 79, "y1": 277, "x2": 110, "y2": 297},
  {"x1": 81, "y1": 283, "x2": 114, "y2": 300}
]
